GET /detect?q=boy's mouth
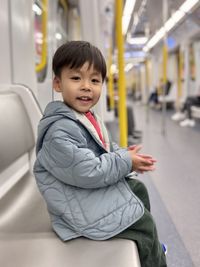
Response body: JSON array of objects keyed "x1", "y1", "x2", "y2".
[{"x1": 77, "y1": 96, "x2": 92, "y2": 101}]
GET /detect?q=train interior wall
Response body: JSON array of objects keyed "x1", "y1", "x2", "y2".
[{"x1": 1, "y1": 0, "x2": 200, "y2": 266}]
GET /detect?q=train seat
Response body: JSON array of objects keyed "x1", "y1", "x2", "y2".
[
  {"x1": 158, "y1": 83, "x2": 176, "y2": 105},
  {"x1": 0, "y1": 85, "x2": 141, "y2": 267},
  {"x1": 191, "y1": 105, "x2": 200, "y2": 119}
]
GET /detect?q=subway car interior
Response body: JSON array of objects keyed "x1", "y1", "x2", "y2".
[{"x1": 1, "y1": 0, "x2": 200, "y2": 266}]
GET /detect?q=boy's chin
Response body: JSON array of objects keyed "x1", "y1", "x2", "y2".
[
  {"x1": 75, "y1": 109, "x2": 89, "y2": 114},
  {"x1": 72, "y1": 106, "x2": 91, "y2": 113},
  {"x1": 63, "y1": 102, "x2": 89, "y2": 113}
]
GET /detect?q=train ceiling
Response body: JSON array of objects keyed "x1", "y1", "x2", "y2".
[
  {"x1": 68, "y1": 0, "x2": 200, "y2": 53},
  {"x1": 125, "y1": 0, "x2": 200, "y2": 53},
  {"x1": 131, "y1": 0, "x2": 187, "y2": 37}
]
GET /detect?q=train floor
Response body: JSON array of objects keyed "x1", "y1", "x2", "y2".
[{"x1": 106, "y1": 101, "x2": 200, "y2": 267}]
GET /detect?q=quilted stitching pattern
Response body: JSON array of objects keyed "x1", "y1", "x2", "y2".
[{"x1": 34, "y1": 101, "x2": 144, "y2": 241}]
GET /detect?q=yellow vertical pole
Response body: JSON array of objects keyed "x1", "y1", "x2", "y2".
[
  {"x1": 145, "y1": 60, "x2": 148, "y2": 85},
  {"x1": 162, "y1": 0, "x2": 168, "y2": 88},
  {"x1": 177, "y1": 48, "x2": 182, "y2": 109},
  {"x1": 162, "y1": 44, "x2": 168, "y2": 86},
  {"x1": 116, "y1": 0, "x2": 127, "y2": 147},
  {"x1": 161, "y1": 42, "x2": 168, "y2": 136},
  {"x1": 108, "y1": 45, "x2": 115, "y2": 110},
  {"x1": 145, "y1": 59, "x2": 150, "y2": 123},
  {"x1": 145, "y1": 59, "x2": 150, "y2": 94},
  {"x1": 35, "y1": 0, "x2": 48, "y2": 72},
  {"x1": 163, "y1": 44, "x2": 168, "y2": 84}
]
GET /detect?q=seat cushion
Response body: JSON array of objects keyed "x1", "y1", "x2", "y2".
[
  {"x1": 0, "y1": 236, "x2": 141, "y2": 267},
  {"x1": 0, "y1": 172, "x2": 51, "y2": 233}
]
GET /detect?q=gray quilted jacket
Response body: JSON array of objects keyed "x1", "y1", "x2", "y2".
[{"x1": 33, "y1": 101, "x2": 144, "y2": 241}]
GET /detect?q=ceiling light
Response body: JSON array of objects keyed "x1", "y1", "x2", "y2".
[
  {"x1": 171, "y1": 10, "x2": 185, "y2": 23},
  {"x1": 110, "y1": 64, "x2": 118, "y2": 74},
  {"x1": 122, "y1": 17, "x2": 132, "y2": 35},
  {"x1": 123, "y1": 0, "x2": 136, "y2": 16},
  {"x1": 125, "y1": 63, "x2": 134, "y2": 72},
  {"x1": 133, "y1": 14, "x2": 139, "y2": 26},
  {"x1": 32, "y1": 3, "x2": 42, "y2": 15},
  {"x1": 55, "y1": 33, "x2": 62, "y2": 40},
  {"x1": 122, "y1": 0, "x2": 136, "y2": 35},
  {"x1": 124, "y1": 50, "x2": 146, "y2": 59},
  {"x1": 164, "y1": 9, "x2": 184, "y2": 32},
  {"x1": 179, "y1": 0, "x2": 199, "y2": 13},
  {"x1": 164, "y1": 17, "x2": 176, "y2": 32},
  {"x1": 146, "y1": 27, "x2": 165, "y2": 50},
  {"x1": 143, "y1": 0, "x2": 199, "y2": 52},
  {"x1": 127, "y1": 36, "x2": 148, "y2": 45}
]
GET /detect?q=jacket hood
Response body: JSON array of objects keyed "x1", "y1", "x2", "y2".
[{"x1": 36, "y1": 101, "x2": 76, "y2": 154}]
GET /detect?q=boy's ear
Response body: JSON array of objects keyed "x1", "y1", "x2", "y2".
[{"x1": 53, "y1": 76, "x2": 62, "y2": 92}]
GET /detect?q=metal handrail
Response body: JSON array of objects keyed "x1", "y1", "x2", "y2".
[
  {"x1": 108, "y1": 45, "x2": 115, "y2": 110},
  {"x1": 116, "y1": 0, "x2": 128, "y2": 147},
  {"x1": 59, "y1": 0, "x2": 68, "y2": 13},
  {"x1": 35, "y1": 0, "x2": 48, "y2": 73}
]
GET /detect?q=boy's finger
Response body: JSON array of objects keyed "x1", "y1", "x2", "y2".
[
  {"x1": 133, "y1": 144, "x2": 142, "y2": 153},
  {"x1": 138, "y1": 154, "x2": 157, "y2": 161},
  {"x1": 139, "y1": 165, "x2": 156, "y2": 172},
  {"x1": 138, "y1": 155, "x2": 157, "y2": 164},
  {"x1": 128, "y1": 145, "x2": 137, "y2": 151},
  {"x1": 139, "y1": 157, "x2": 155, "y2": 166}
]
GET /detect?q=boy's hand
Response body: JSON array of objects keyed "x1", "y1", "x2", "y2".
[{"x1": 128, "y1": 145, "x2": 156, "y2": 173}]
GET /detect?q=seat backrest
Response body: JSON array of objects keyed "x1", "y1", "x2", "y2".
[
  {"x1": 159, "y1": 83, "x2": 176, "y2": 102},
  {"x1": 164, "y1": 80, "x2": 172, "y2": 96},
  {"x1": 0, "y1": 85, "x2": 51, "y2": 233},
  {"x1": 191, "y1": 106, "x2": 200, "y2": 118},
  {"x1": 0, "y1": 91, "x2": 34, "y2": 173},
  {"x1": 0, "y1": 85, "x2": 42, "y2": 199}
]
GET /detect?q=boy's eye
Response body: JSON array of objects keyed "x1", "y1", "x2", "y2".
[
  {"x1": 71, "y1": 76, "x2": 80, "y2": 80},
  {"x1": 92, "y1": 79, "x2": 100, "y2": 83}
]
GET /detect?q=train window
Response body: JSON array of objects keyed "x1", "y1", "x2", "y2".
[
  {"x1": 33, "y1": 0, "x2": 48, "y2": 82},
  {"x1": 33, "y1": 0, "x2": 68, "y2": 82},
  {"x1": 55, "y1": 1, "x2": 68, "y2": 47}
]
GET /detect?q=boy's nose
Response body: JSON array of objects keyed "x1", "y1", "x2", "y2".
[
  {"x1": 81, "y1": 87, "x2": 91, "y2": 92},
  {"x1": 81, "y1": 81, "x2": 92, "y2": 91}
]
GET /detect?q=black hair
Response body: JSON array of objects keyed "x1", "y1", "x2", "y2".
[{"x1": 52, "y1": 41, "x2": 107, "y2": 81}]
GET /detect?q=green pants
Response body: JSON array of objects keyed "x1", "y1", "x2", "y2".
[{"x1": 115, "y1": 178, "x2": 167, "y2": 267}]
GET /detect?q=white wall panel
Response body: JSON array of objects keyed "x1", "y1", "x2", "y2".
[
  {"x1": 0, "y1": 0, "x2": 11, "y2": 83},
  {"x1": 37, "y1": 0, "x2": 64, "y2": 111},
  {"x1": 183, "y1": 44, "x2": 190, "y2": 100},
  {"x1": 151, "y1": 54, "x2": 162, "y2": 89},
  {"x1": 140, "y1": 65, "x2": 147, "y2": 104},
  {"x1": 167, "y1": 54, "x2": 177, "y2": 84},
  {"x1": 68, "y1": 8, "x2": 82, "y2": 41},
  {"x1": 78, "y1": 0, "x2": 112, "y2": 121},
  {"x1": 194, "y1": 41, "x2": 200, "y2": 95},
  {"x1": 37, "y1": 0, "x2": 57, "y2": 110},
  {"x1": 9, "y1": 0, "x2": 37, "y2": 94}
]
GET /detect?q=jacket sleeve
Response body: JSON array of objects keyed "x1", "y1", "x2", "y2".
[
  {"x1": 37, "y1": 127, "x2": 132, "y2": 189},
  {"x1": 112, "y1": 141, "x2": 122, "y2": 152}
]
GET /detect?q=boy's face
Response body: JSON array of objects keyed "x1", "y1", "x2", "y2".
[{"x1": 53, "y1": 62, "x2": 103, "y2": 113}]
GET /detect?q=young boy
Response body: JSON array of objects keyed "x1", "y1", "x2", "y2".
[{"x1": 34, "y1": 41, "x2": 167, "y2": 267}]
